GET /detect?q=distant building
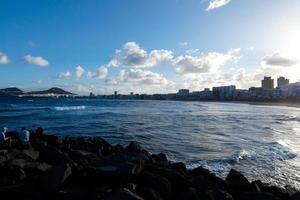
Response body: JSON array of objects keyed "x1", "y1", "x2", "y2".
[
  {"x1": 177, "y1": 89, "x2": 189, "y2": 96},
  {"x1": 114, "y1": 91, "x2": 118, "y2": 96},
  {"x1": 278, "y1": 82, "x2": 300, "y2": 97},
  {"x1": 89, "y1": 92, "x2": 95, "y2": 97},
  {"x1": 130, "y1": 92, "x2": 134, "y2": 95},
  {"x1": 199, "y1": 88, "x2": 212, "y2": 99},
  {"x1": 233, "y1": 89, "x2": 248, "y2": 99},
  {"x1": 262, "y1": 76, "x2": 274, "y2": 90},
  {"x1": 277, "y1": 77, "x2": 289, "y2": 87},
  {"x1": 212, "y1": 85, "x2": 236, "y2": 99},
  {"x1": 248, "y1": 87, "x2": 263, "y2": 98}
]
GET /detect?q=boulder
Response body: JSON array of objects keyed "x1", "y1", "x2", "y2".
[
  {"x1": 169, "y1": 162, "x2": 187, "y2": 173},
  {"x1": 144, "y1": 164, "x2": 190, "y2": 193},
  {"x1": 0, "y1": 165, "x2": 26, "y2": 185},
  {"x1": 226, "y1": 169, "x2": 250, "y2": 192},
  {"x1": 189, "y1": 166, "x2": 211, "y2": 177},
  {"x1": 150, "y1": 153, "x2": 169, "y2": 165},
  {"x1": 175, "y1": 187, "x2": 202, "y2": 200},
  {"x1": 88, "y1": 160, "x2": 144, "y2": 183},
  {"x1": 239, "y1": 192, "x2": 281, "y2": 200},
  {"x1": 126, "y1": 141, "x2": 143, "y2": 153},
  {"x1": 262, "y1": 186, "x2": 290, "y2": 200},
  {"x1": 191, "y1": 175, "x2": 228, "y2": 194},
  {"x1": 207, "y1": 189, "x2": 233, "y2": 200},
  {"x1": 107, "y1": 188, "x2": 144, "y2": 200},
  {"x1": 0, "y1": 183, "x2": 42, "y2": 199},
  {"x1": 56, "y1": 183, "x2": 89, "y2": 200},
  {"x1": 137, "y1": 187, "x2": 164, "y2": 200},
  {"x1": 138, "y1": 171, "x2": 172, "y2": 200},
  {"x1": 6, "y1": 147, "x2": 39, "y2": 161},
  {"x1": 69, "y1": 150, "x2": 98, "y2": 164},
  {"x1": 292, "y1": 191, "x2": 300, "y2": 200},
  {"x1": 40, "y1": 163, "x2": 72, "y2": 193},
  {"x1": 38, "y1": 145, "x2": 72, "y2": 165},
  {"x1": 44, "y1": 134, "x2": 63, "y2": 147}
]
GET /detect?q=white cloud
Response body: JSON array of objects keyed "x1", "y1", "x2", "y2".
[
  {"x1": 104, "y1": 69, "x2": 174, "y2": 94},
  {"x1": 107, "y1": 42, "x2": 173, "y2": 68},
  {"x1": 173, "y1": 48, "x2": 240, "y2": 75},
  {"x1": 87, "y1": 66, "x2": 108, "y2": 79},
  {"x1": 58, "y1": 71, "x2": 72, "y2": 80},
  {"x1": 106, "y1": 69, "x2": 170, "y2": 86},
  {"x1": 207, "y1": 0, "x2": 231, "y2": 11},
  {"x1": 0, "y1": 52, "x2": 9, "y2": 64},
  {"x1": 262, "y1": 52, "x2": 298, "y2": 67},
  {"x1": 185, "y1": 49, "x2": 199, "y2": 55},
  {"x1": 24, "y1": 55, "x2": 49, "y2": 67},
  {"x1": 75, "y1": 66, "x2": 85, "y2": 79}
]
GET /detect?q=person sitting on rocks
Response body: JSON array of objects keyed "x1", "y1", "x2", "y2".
[
  {"x1": 0, "y1": 127, "x2": 9, "y2": 142},
  {"x1": 19, "y1": 127, "x2": 30, "y2": 144},
  {"x1": 0, "y1": 127, "x2": 11, "y2": 147},
  {"x1": 35, "y1": 127, "x2": 44, "y2": 141}
]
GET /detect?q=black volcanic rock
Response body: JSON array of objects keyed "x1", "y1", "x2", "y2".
[
  {"x1": 0, "y1": 128, "x2": 298, "y2": 200},
  {"x1": 27, "y1": 87, "x2": 75, "y2": 95},
  {"x1": 0, "y1": 87, "x2": 23, "y2": 96}
]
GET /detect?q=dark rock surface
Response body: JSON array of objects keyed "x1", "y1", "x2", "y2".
[{"x1": 0, "y1": 128, "x2": 298, "y2": 200}]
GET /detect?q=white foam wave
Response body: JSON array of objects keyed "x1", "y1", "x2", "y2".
[
  {"x1": 237, "y1": 150, "x2": 253, "y2": 162},
  {"x1": 54, "y1": 105, "x2": 86, "y2": 111}
]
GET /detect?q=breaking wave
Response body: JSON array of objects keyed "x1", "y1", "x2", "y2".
[{"x1": 54, "y1": 105, "x2": 86, "y2": 111}]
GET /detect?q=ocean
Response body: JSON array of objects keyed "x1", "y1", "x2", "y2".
[{"x1": 1, "y1": 97, "x2": 300, "y2": 189}]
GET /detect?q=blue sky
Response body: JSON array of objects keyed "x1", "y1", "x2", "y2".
[{"x1": 1, "y1": 0, "x2": 300, "y2": 94}]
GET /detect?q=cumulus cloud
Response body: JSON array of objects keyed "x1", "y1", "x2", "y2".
[
  {"x1": 58, "y1": 71, "x2": 72, "y2": 80},
  {"x1": 207, "y1": 0, "x2": 231, "y2": 11},
  {"x1": 75, "y1": 66, "x2": 85, "y2": 79},
  {"x1": 106, "y1": 69, "x2": 170, "y2": 86},
  {"x1": 87, "y1": 66, "x2": 108, "y2": 79},
  {"x1": 262, "y1": 52, "x2": 298, "y2": 67},
  {"x1": 173, "y1": 48, "x2": 240, "y2": 75},
  {"x1": 24, "y1": 55, "x2": 49, "y2": 67},
  {"x1": 0, "y1": 52, "x2": 9, "y2": 64},
  {"x1": 185, "y1": 49, "x2": 199, "y2": 55},
  {"x1": 107, "y1": 42, "x2": 173, "y2": 68}
]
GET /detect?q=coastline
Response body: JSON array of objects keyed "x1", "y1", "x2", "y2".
[
  {"x1": 0, "y1": 130, "x2": 299, "y2": 200},
  {"x1": 1, "y1": 95, "x2": 300, "y2": 109}
]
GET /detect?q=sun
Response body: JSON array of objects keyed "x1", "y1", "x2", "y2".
[{"x1": 280, "y1": 29, "x2": 300, "y2": 58}]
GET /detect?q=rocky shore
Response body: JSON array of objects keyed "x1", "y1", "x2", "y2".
[{"x1": 0, "y1": 130, "x2": 300, "y2": 200}]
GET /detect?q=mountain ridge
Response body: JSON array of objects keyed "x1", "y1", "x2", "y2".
[{"x1": 0, "y1": 87, "x2": 75, "y2": 96}]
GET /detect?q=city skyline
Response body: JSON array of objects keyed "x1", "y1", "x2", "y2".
[{"x1": 1, "y1": 0, "x2": 300, "y2": 95}]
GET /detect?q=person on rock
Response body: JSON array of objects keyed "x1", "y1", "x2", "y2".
[
  {"x1": 19, "y1": 127, "x2": 30, "y2": 144},
  {"x1": 35, "y1": 127, "x2": 44, "y2": 141},
  {"x1": 0, "y1": 127, "x2": 9, "y2": 142}
]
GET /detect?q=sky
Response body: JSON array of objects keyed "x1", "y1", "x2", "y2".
[{"x1": 0, "y1": 0, "x2": 300, "y2": 95}]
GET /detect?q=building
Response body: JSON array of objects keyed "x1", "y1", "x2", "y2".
[
  {"x1": 248, "y1": 87, "x2": 263, "y2": 98},
  {"x1": 199, "y1": 88, "x2": 213, "y2": 99},
  {"x1": 278, "y1": 82, "x2": 300, "y2": 97},
  {"x1": 261, "y1": 76, "x2": 274, "y2": 90},
  {"x1": 89, "y1": 92, "x2": 95, "y2": 97},
  {"x1": 277, "y1": 77, "x2": 289, "y2": 87},
  {"x1": 212, "y1": 85, "x2": 236, "y2": 99},
  {"x1": 177, "y1": 89, "x2": 190, "y2": 96},
  {"x1": 114, "y1": 91, "x2": 118, "y2": 96},
  {"x1": 233, "y1": 89, "x2": 248, "y2": 99}
]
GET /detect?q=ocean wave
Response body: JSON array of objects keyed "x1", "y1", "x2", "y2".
[
  {"x1": 236, "y1": 150, "x2": 253, "y2": 162},
  {"x1": 54, "y1": 105, "x2": 86, "y2": 111}
]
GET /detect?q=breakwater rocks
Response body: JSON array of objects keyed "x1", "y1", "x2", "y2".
[{"x1": 0, "y1": 133, "x2": 299, "y2": 200}]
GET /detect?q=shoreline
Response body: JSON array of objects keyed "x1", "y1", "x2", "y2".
[
  {"x1": 1, "y1": 96, "x2": 300, "y2": 109},
  {"x1": 0, "y1": 129, "x2": 299, "y2": 199}
]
